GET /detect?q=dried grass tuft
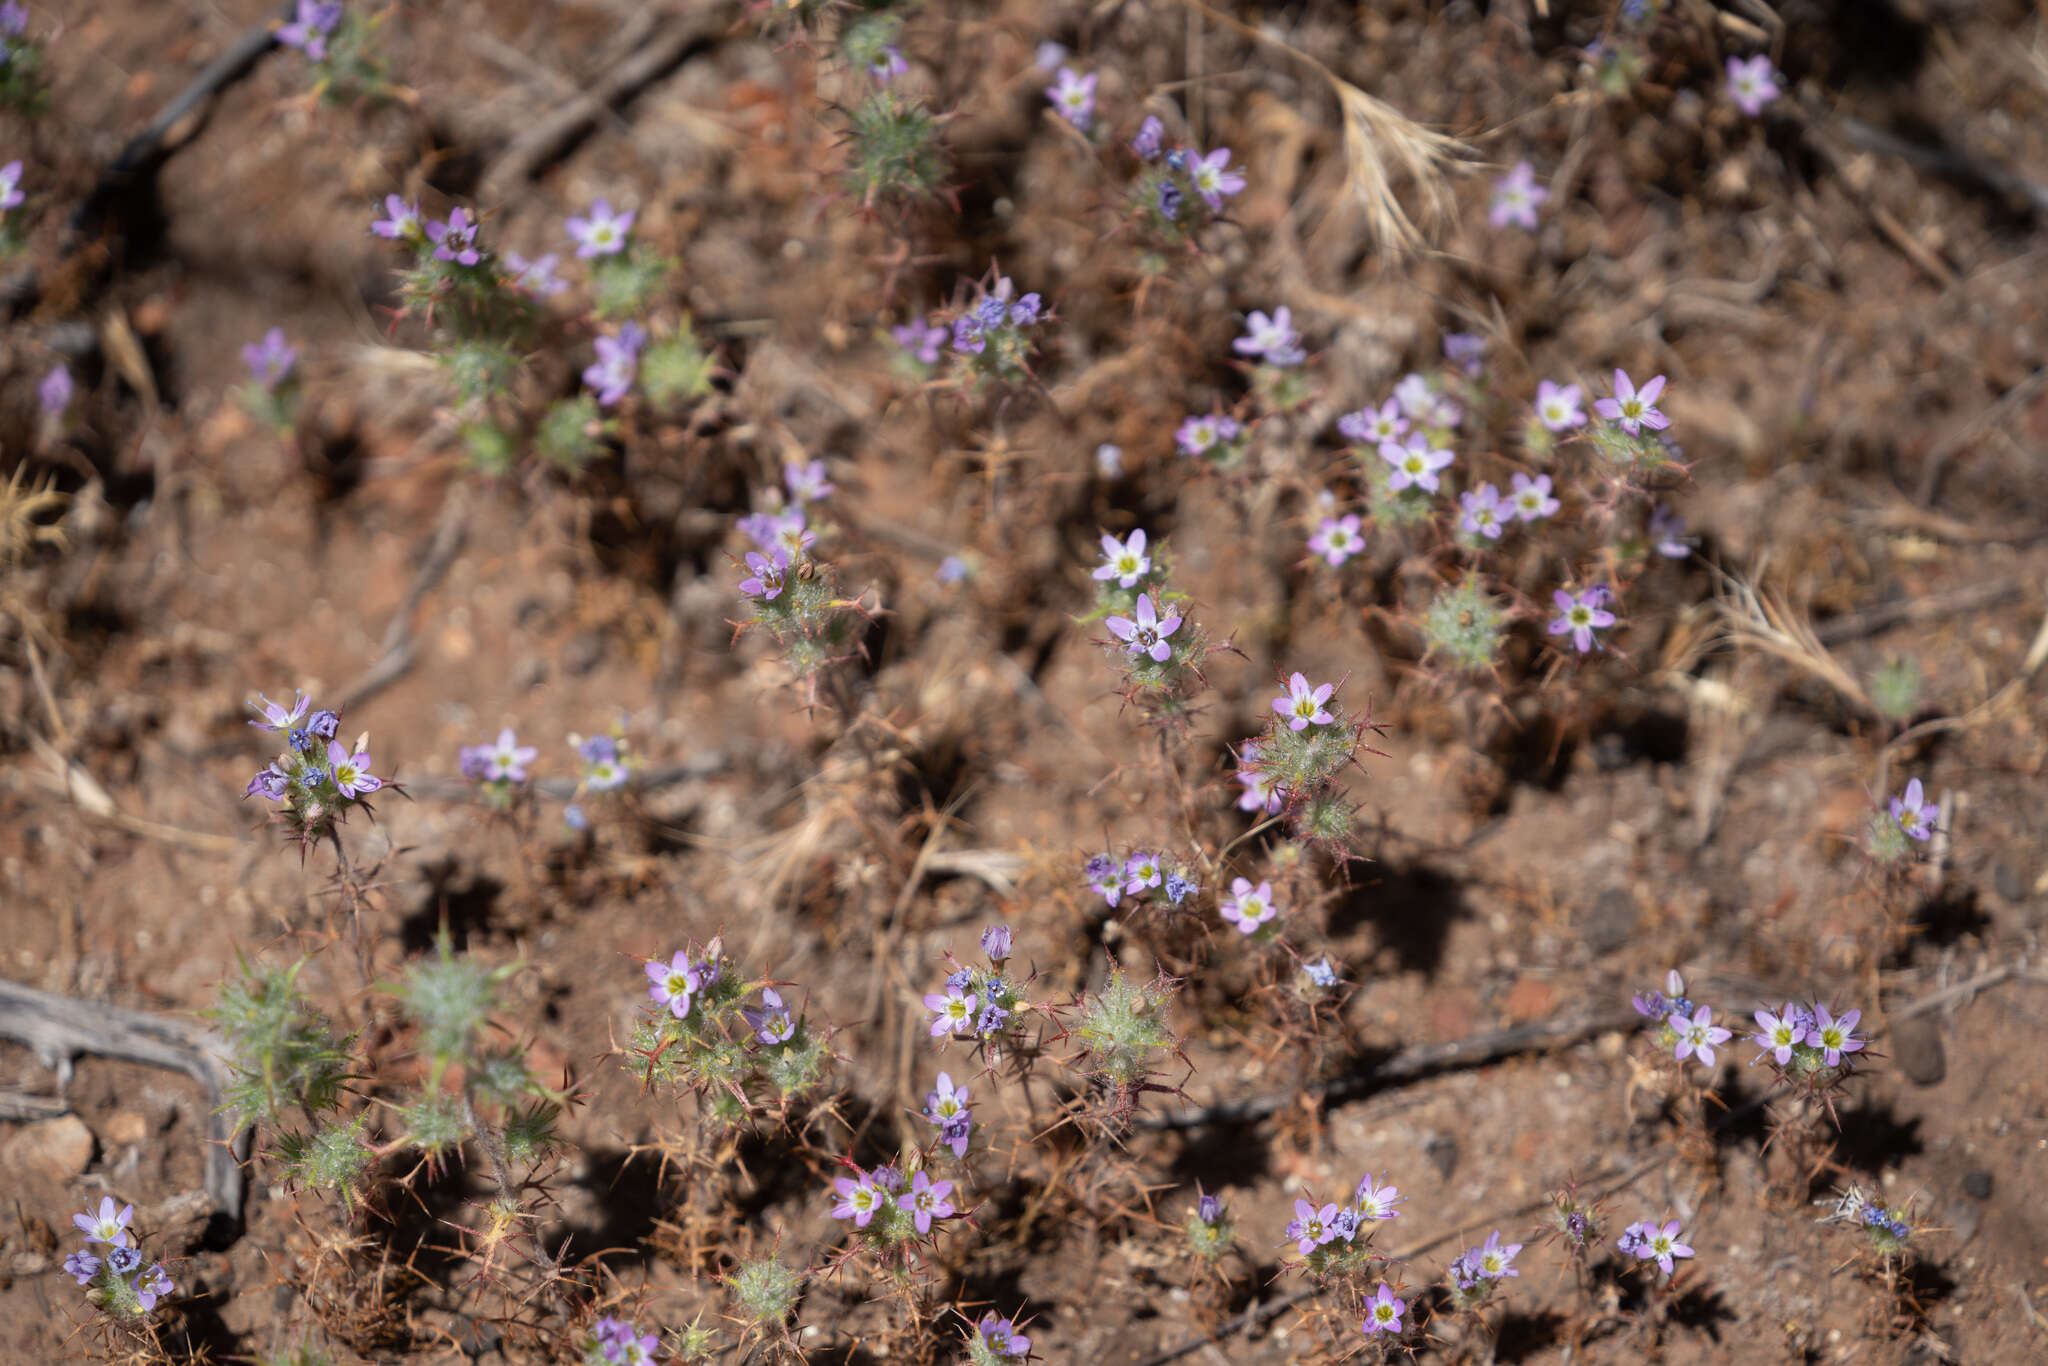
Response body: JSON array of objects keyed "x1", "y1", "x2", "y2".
[{"x1": 1179, "y1": 0, "x2": 1469, "y2": 259}]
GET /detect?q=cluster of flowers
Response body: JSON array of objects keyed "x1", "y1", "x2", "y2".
[
  {"x1": 1089, "y1": 525, "x2": 1212, "y2": 711},
  {"x1": 1630, "y1": 971, "x2": 1867, "y2": 1084},
  {"x1": 61, "y1": 1199, "x2": 174, "y2": 1320},
  {"x1": 1446, "y1": 1229, "x2": 1522, "y2": 1298},
  {"x1": 582, "y1": 1315, "x2": 660, "y2": 1366},
  {"x1": 1233, "y1": 672, "x2": 1375, "y2": 853},
  {"x1": 1284, "y1": 1172, "x2": 1405, "y2": 1272},
  {"x1": 946, "y1": 273, "x2": 1046, "y2": 384},
  {"x1": 1818, "y1": 1185, "x2": 1914, "y2": 1257},
  {"x1": 922, "y1": 925, "x2": 1025, "y2": 1046},
  {"x1": 1084, "y1": 850, "x2": 1200, "y2": 913},
  {"x1": 243, "y1": 689, "x2": 387, "y2": 841},
  {"x1": 630, "y1": 937, "x2": 828, "y2": 1125},
  {"x1": 922, "y1": 1071, "x2": 974, "y2": 1158},
  {"x1": 732, "y1": 493, "x2": 868, "y2": 692},
  {"x1": 239, "y1": 326, "x2": 301, "y2": 430},
  {"x1": 1127, "y1": 115, "x2": 1245, "y2": 248},
  {"x1": 829, "y1": 1163, "x2": 958, "y2": 1244}
]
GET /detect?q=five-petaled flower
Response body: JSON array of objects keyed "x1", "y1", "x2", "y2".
[
  {"x1": 426, "y1": 207, "x2": 482, "y2": 266},
  {"x1": 1726, "y1": 54, "x2": 1781, "y2": 118},
  {"x1": 370, "y1": 194, "x2": 419, "y2": 241},
  {"x1": 978, "y1": 1313, "x2": 1031, "y2": 1358},
  {"x1": 1288, "y1": 1198, "x2": 1337, "y2": 1253},
  {"x1": 1353, "y1": 1173, "x2": 1403, "y2": 1221},
  {"x1": 899, "y1": 1170, "x2": 955, "y2": 1233},
  {"x1": 1045, "y1": 67, "x2": 1097, "y2": 130},
  {"x1": 249, "y1": 690, "x2": 310, "y2": 733},
  {"x1": 1094, "y1": 529, "x2": 1151, "y2": 588},
  {"x1": 1474, "y1": 1229, "x2": 1521, "y2": 1278},
  {"x1": 326, "y1": 739, "x2": 381, "y2": 798},
  {"x1": 1274, "y1": 672, "x2": 1336, "y2": 731},
  {"x1": 1339, "y1": 400, "x2": 1407, "y2": 447},
  {"x1": 136, "y1": 1263, "x2": 174, "y2": 1310},
  {"x1": 565, "y1": 198, "x2": 635, "y2": 257},
  {"x1": 739, "y1": 548, "x2": 791, "y2": 601},
  {"x1": 645, "y1": 951, "x2": 696, "y2": 1019},
  {"x1": 924, "y1": 984, "x2": 977, "y2": 1037},
  {"x1": 74, "y1": 1197, "x2": 134, "y2": 1248},
  {"x1": 1510, "y1": 471, "x2": 1560, "y2": 521},
  {"x1": 1594, "y1": 368, "x2": 1669, "y2": 434},
  {"x1": 1890, "y1": 778, "x2": 1937, "y2": 841},
  {"x1": 1380, "y1": 431, "x2": 1455, "y2": 492},
  {"x1": 583, "y1": 321, "x2": 647, "y2": 407},
  {"x1": 1490, "y1": 160, "x2": 1549, "y2": 230},
  {"x1": 242, "y1": 328, "x2": 298, "y2": 390},
  {"x1": 1234, "y1": 308, "x2": 1303, "y2": 365},
  {"x1": 1124, "y1": 850, "x2": 1164, "y2": 895},
  {"x1": 1220, "y1": 877, "x2": 1277, "y2": 934},
  {"x1": 1807, "y1": 1004, "x2": 1865, "y2": 1067},
  {"x1": 831, "y1": 1169, "x2": 885, "y2": 1227},
  {"x1": 1751, "y1": 1005, "x2": 1804, "y2": 1066},
  {"x1": 1362, "y1": 1282, "x2": 1407, "y2": 1334},
  {"x1": 1308, "y1": 514, "x2": 1365, "y2": 567},
  {"x1": 1535, "y1": 379, "x2": 1585, "y2": 431},
  {"x1": 0, "y1": 159, "x2": 23, "y2": 213},
  {"x1": 1189, "y1": 147, "x2": 1245, "y2": 207},
  {"x1": 1459, "y1": 484, "x2": 1507, "y2": 540},
  {"x1": 1671, "y1": 1006, "x2": 1732, "y2": 1067},
  {"x1": 1549, "y1": 586, "x2": 1616, "y2": 653},
  {"x1": 1106, "y1": 593, "x2": 1182, "y2": 663},
  {"x1": 1637, "y1": 1219, "x2": 1695, "y2": 1275},
  {"x1": 277, "y1": 0, "x2": 343, "y2": 62}
]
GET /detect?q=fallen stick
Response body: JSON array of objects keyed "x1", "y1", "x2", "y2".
[
  {"x1": 1141, "y1": 1005, "x2": 1640, "y2": 1131},
  {"x1": 476, "y1": 2, "x2": 737, "y2": 204},
  {"x1": 329, "y1": 489, "x2": 469, "y2": 714},
  {"x1": 0, "y1": 979, "x2": 247, "y2": 1227}
]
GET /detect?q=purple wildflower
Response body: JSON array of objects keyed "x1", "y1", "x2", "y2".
[
  {"x1": 1046, "y1": 67, "x2": 1096, "y2": 130},
  {"x1": 1087, "y1": 854, "x2": 1123, "y2": 906},
  {"x1": 276, "y1": 1, "x2": 343, "y2": 62},
  {"x1": 245, "y1": 763, "x2": 290, "y2": 802},
  {"x1": 0, "y1": 159, "x2": 20, "y2": 213},
  {"x1": 645, "y1": 951, "x2": 696, "y2": 1019},
  {"x1": 1649, "y1": 504, "x2": 1693, "y2": 558},
  {"x1": 1474, "y1": 1229, "x2": 1521, "y2": 1278},
  {"x1": 425, "y1": 207, "x2": 482, "y2": 266},
  {"x1": 870, "y1": 45, "x2": 907, "y2": 83},
  {"x1": 1288, "y1": 1198, "x2": 1338, "y2": 1253},
  {"x1": 893, "y1": 318, "x2": 947, "y2": 366},
  {"x1": 106, "y1": 1245, "x2": 141, "y2": 1276},
  {"x1": 582, "y1": 322, "x2": 646, "y2": 407},
  {"x1": 63, "y1": 1250, "x2": 101, "y2": 1284},
  {"x1": 307, "y1": 709, "x2": 339, "y2": 740},
  {"x1": 975, "y1": 1003, "x2": 1009, "y2": 1034},
  {"x1": 1189, "y1": 147, "x2": 1245, "y2": 207},
  {"x1": 1726, "y1": 54, "x2": 1781, "y2": 117},
  {"x1": 1303, "y1": 957, "x2": 1340, "y2": 988},
  {"x1": 744, "y1": 988, "x2": 796, "y2": 1045},
  {"x1": 1490, "y1": 160, "x2": 1549, "y2": 230},
  {"x1": 978, "y1": 1313, "x2": 1031, "y2": 1357},
  {"x1": 1379, "y1": 431, "x2": 1455, "y2": 492},
  {"x1": 1174, "y1": 411, "x2": 1240, "y2": 458},
  {"x1": 1234, "y1": 307, "x2": 1299, "y2": 361},
  {"x1": 241, "y1": 328, "x2": 297, "y2": 390},
  {"x1": 1362, "y1": 1282, "x2": 1407, "y2": 1335},
  {"x1": 38, "y1": 364, "x2": 72, "y2": 416},
  {"x1": 1890, "y1": 778, "x2": 1937, "y2": 841},
  {"x1": 1640, "y1": 1219, "x2": 1695, "y2": 1275},
  {"x1": 1671, "y1": 1006, "x2": 1732, "y2": 1067},
  {"x1": 1197, "y1": 1192, "x2": 1223, "y2": 1224},
  {"x1": 74, "y1": 1197, "x2": 134, "y2": 1248},
  {"x1": 899, "y1": 1170, "x2": 954, "y2": 1233},
  {"x1": 370, "y1": 194, "x2": 419, "y2": 240},
  {"x1": 1807, "y1": 1004, "x2": 1865, "y2": 1067},
  {"x1": 0, "y1": 6, "x2": 23, "y2": 39},
  {"x1": 1509, "y1": 471, "x2": 1560, "y2": 521},
  {"x1": 565, "y1": 198, "x2": 635, "y2": 258},
  {"x1": 1164, "y1": 870, "x2": 1198, "y2": 904},
  {"x1": 1273, "y1": 672, "x2": 1335, "y2": 730},
  {"x1": 1034, "y1": 40, "x2": 1067, "y2": 72},
  {"x1": 248, "y1": 690, "x2": 310, "y2": 733},
  {"x1": 1105, "y1": 592, "x2": 1182, "y2": 663},
  {"x1": 1235, "y1": 749, "x2": 1283, "y2": 815},
  {"x1": 1353, "y1": 1173, "x2": 1404, "y2": 1220},
  {"x1": 1093, "y1": 528, "x2": 1150, "y2": 587},
  {"x1": 1155, "y1": 179, "x2": 1184, "y2": 221},
  {"x1": 504, "y1": 251, "x2": 567, "y2": 297},
  {"x1": 1616, "y1": 1219, "x2": 1652, "y2": 1257},
  {"x1": 1593, "y1": 368, "x2": 1669, "y2": 434},
  {"x1": 1219, "y1": 877, "x2": 1276, "y2": 935},
  {"x1": 1393, "y1": 372, "x2": 1437, "y2": 419},
  {"x1": 1549, "y1": 586, "x2": 1616, "y2": 653},
  {"x1": 1751, "y1": 1005, "x2": 1805, "y2": 1066},
  {"x1": 1443, "y1": 332, "x2": 1487, "y2": 378},
  {"x1": 830, "y1": 1169, "x2": 885, "y2": 1227},
  {"x1": 1535, "y1": 379, "x2": 1585, "y2": 431},
  {"x1": 325, "y1": 739, "x2": 381, "y2": 798},
  {"x1": 1008, "y1": 292, "x2": 1042, "y2": 327},
  {"x1": 1338, "y1": 400, "x2": 1406, "y2": 447},
  {"x1": 784, "y1": 458, "x2": 833, "y2": 504},
  {"x1": 1459, "y1": 484, "x2": 1507, "y2": 540},
  {"x1": 478, "y1": 728, "x2": 537, "y2": 783},
  {"x1": 1124, "y1": 850, "x2": 1163, "y2": 895},
  {"x1": 924, "y1": 985, "x2": 977, "y2": 1037},
  {"x1": 136, "y1": 1263, "x2": 173, "y2": 1310},
  {"x1": 1307, "y1": 513, "x2": 1364, "y2": 567},
  {"x1": 739, "y1": 547, "x2": 791, "y2": 600},
  {"x1": 981, "y1": 924, "x2": 1012, "y2": 961},
  {"x1": 1131, "y1": 115, "x2": 1164, "y2": 160}
]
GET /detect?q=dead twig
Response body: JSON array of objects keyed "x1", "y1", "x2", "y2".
[
  {"x1": 477, "y1": 2, "x2": 738, "y2": 204},
  {"x1": 1141, "y1": 1005, "x2": 1639, "y2": 1130},
  {"x1": 1812, "y1": 577, "x2": 2026, "y2": 646},
  {"x1": 0, "y1": 978, "x2": 247, "y2": 1226},
  {"x1": 1891, "y1": 957, "x2": 2035, "y2": 1023},
  {"x1": 330, "y1": 488, "x2": 470, "y2": 713},
  {"x1": 19, "y1": 732, "x2": 241, "y2": 855}
]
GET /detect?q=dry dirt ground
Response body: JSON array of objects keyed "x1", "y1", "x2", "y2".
[{"x1": 3, "y1": 1, "x2": 2047, "y2": 1364}]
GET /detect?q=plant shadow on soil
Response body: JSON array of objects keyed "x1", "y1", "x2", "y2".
[
  {"x1": 1328, "y1": 862, "x2": 1469, "y2": 978},
  {"x1": 402, "y1": 856, "x2": 506, "y2": 954}
]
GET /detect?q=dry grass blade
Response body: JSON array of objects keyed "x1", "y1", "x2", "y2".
[
  {"x1": 1178, "y1": 0, "x2": 1468, "y2": 259},
  {"x1": 1713, "y1": 569, "x2": 1874, "y2": 717}
]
